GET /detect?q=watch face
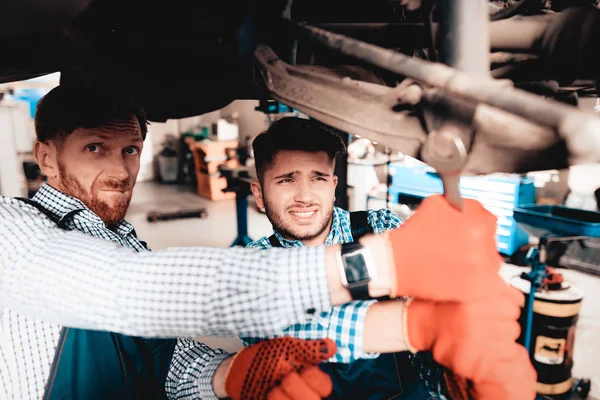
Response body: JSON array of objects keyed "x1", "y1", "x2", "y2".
[{"x1": 344, "y1": 253, "x2": 369, "y2": 283}]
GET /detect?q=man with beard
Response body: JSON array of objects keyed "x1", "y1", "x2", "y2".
[
  {"x1": 0, "y1": 86, "x2": 350, "y2": 400},
  {"x1": 186, "y1": 117, "x2": 536, "y2": 400}
]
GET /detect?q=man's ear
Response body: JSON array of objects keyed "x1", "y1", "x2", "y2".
[
  {"x1": 34, "y1": 141, "x2": 59, "y2": 179},
  {"x1": 250, "y1": 180, "x2": 265, "y2": 210},
  {"x1": 333, "y1": 175, "x2": 338, "y2": 189}
]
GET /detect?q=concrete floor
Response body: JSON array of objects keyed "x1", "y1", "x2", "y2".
[
  {"x1": 127, "y1": 181, "x2": 273, "y2": 250},
  {"x1": 127, "y1": 181, "x2": 599, "y2": 397}
]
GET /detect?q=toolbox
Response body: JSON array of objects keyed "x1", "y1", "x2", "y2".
[{"x1": 388, "y1": 163, "x2": 535, "y2": 255}]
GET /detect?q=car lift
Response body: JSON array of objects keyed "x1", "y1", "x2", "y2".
[{"x1": 220, "y1": 164, "x2": 254, "y2": 247}]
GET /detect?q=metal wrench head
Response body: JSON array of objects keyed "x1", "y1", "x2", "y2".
[
  {"x1": 421, "y1": 125, "x2": 469, "y2": 211},
  {"x1": 422, "y1": 126, "x2": 468, "y2": 174}
]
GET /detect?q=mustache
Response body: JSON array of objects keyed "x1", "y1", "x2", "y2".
[{"x1": 99, "y1": 180, "x2": 131, "y2": 191}]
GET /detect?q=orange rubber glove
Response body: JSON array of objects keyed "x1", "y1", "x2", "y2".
[
  {"x1": 225, "y1": 337, "x2": 337, "y2": 400},
  {"x1": 469, "y1": 344, "x2": 537, "y2": 400},
  {"x1": 388, "y1": 194, "x2": 503, "y2": 301},
  {"x1": 404, "y1": 279, "x2": 537, "y2": 400}
]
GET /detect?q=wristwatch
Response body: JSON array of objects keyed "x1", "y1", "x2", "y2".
[{"x1": 336, "y1": 241, "x2": 377, "y2": 300}]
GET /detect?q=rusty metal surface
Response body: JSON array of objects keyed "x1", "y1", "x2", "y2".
[
  {"x1": 254, "y1": 45, "x2": 565, "y2": 175},
  {"x1": 254, "y1": 44, "x2": 425, "y2": 157}
]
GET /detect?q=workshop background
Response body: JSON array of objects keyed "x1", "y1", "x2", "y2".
[{"x1": 1, "y1": 73, "x2": 599, "y2": 398}]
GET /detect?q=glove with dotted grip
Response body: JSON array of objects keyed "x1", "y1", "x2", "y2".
[{"x1": 225, "y1": 337, "x2": 337, "y2": 400}]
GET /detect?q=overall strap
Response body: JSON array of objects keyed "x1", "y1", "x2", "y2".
[
  {"x1": 15, "y1": 197, "x2": 60, "y2": 224},
  {"x1": 349, "y1": 211, "x2": 372, "y2": 240},
  {"x1": 15, "y1": 197, "x2": 80, "y2": 230},
  {"x1": 268, "y1": 234, "x2": 283, "y2": 248}
]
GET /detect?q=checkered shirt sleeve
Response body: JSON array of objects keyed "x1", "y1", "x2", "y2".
[
  {"x1": 166, "y1": 338, "x2": 231, "y2": 399},
  {"x1": 0, "y1": 197, "x2": 332, "y2": 339},
  {"x1": 241, "y1": 299, "x2": 377, "y2": 363}
]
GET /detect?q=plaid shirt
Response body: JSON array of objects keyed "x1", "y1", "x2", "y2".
[
  {"x1": 244, "y1": 207, "x2": 402, "y2": 364},
  {"x1": 249, "y1": 207, "x2": 446, "y2": 400},
  {"x1": 0, "y1": 183, "x2": 332, "y2": 399}
]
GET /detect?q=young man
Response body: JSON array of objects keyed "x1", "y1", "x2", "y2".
[
  {"x1": 246, "y1": 117, "x2": 437, "y2": 400},
  {"x1": 0, "y1": 86, "x2": 534, "y2": 399},
  {"x1": 189, "y1": 118, "x2": 536, "y2": 400}
]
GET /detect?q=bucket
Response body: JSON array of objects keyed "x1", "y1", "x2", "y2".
[
  {"x1": 510, "y1": 275, "x2": 584, "y2": 399},
  {"x1": 158, "y1": 154, "x2": 178, "y2": 183}
]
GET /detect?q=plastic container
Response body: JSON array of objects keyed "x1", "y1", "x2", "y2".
[
  {"x1": 158, "y1": 147, "x2": 178, "y2": 183},
  {"x1": 513, "y1": 205, "x2": 600, "y2": 238}
]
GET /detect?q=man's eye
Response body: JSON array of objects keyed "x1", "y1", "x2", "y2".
[
  {"x1": 278, "y1": 178, "x2": 293, "y2": 184},
  {"x1": 124, "y1": 147, "x2": 139, "y2": 155},
  {"x1": 86, "y1": 145, "x2": 100, "y2": 153},
  {"x1": 315, "y1": 177, "x2": 327, "y2": 181}
]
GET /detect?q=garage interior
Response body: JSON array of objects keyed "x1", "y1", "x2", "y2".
[{"x1": 1, "y1": 1, "x2": 600, "y2": 399}]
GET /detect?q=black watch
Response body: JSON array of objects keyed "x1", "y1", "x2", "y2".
[{"x1": 337, "y1": 241, "x2": 376, "y2": 300}]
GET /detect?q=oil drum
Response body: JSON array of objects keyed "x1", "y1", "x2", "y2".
[{"x1": 510, "y1": 275, "x2": 584, "y2": 399}]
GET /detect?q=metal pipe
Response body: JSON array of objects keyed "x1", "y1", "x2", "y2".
[
  {"x1": 524, "y1": 281, "x2": 536, "y2": 353},
  {"x1": 442, "y1": 0, "x2": 490, "y2": 211},
  {"x1": 313, "y1": 22, "x2": 424, "y2": 30},
  {"x1": 444, "y1": 0, "x2": 490, "y2": 76},
  {"x1": 291, "y1": 22, "x2": 600, "y2": 165}
]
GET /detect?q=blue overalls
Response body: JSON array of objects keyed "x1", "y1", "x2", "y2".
[{"x1": 18, "y1": 198, "x2": 177, "y2": 400}]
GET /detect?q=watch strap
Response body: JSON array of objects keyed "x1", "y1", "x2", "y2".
[
  {"x1": 341, "y1": 240, "x2": 363, "y2": 254},
  {"x1": 348, "y1": 284, "x2": 370, "y2": 300}
]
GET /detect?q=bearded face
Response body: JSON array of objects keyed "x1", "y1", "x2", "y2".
[
  {"x1": 40, "y1": 118, "x2": 143, "y2": 227},
  {"x1": 251, "y1": 150, "x2": 338, "y2": 246},
  {"x1": 58, "y1": 161, "x2": 133, "y2": 226}
]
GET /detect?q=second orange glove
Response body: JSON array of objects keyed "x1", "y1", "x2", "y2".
[
  {"x1": 404, "y1": 279, "x2": 537, "y2": 400},
  {"x1": 225, "y1": 337, "x2": 337, "y2": 400}
]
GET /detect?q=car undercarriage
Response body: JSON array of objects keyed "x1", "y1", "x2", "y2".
[{"x1": 1, "y1": 0, "x2": 599, "y2": 179}]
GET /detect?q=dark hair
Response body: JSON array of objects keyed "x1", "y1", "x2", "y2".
[
  {"x1": 35, "y1": 85, "x2": 148, "y2": 143},
  {"x1": 253, "y1": 117, "x2": 346, "y2": 182}
]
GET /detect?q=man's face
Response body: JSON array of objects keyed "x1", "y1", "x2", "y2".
[
  {"x1": 251, "y1": 150, "x2": 338, "y2": 243},
  {"x1": 37, "y1": 118, "x2": 143, "y2": 226}
]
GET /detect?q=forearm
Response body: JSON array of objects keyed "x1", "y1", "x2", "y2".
[
  {"x1": 0, "y1": 218, "x2": 332, "y2": 337},
  {"x1": 212, "y1": 356, "x2": 233, "y2": 399},
  {"x1": 1, "y1": 206, "x2": 395, "y2": 338},
  {"x1": 362, "y1": 300, "x2": 408, "y2": 354}
]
